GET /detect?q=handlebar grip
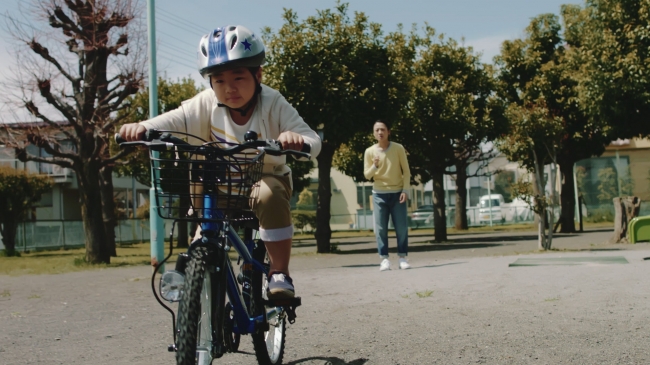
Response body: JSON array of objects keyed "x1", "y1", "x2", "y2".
[
  {"x1": 301, "y1": 143, "x2": 311, "y2": 154},
  {"x1": 115, "y1": 133, "x2": 126, "y2": 144}
]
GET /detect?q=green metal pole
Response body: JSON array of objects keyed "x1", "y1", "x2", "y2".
[{"x1": 148, "y1": 0, "x2": 164, "y2": 272}]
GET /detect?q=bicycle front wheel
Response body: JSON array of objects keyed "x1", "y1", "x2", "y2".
[
  {"x1": 176, "y1": 247, "x2": 218, "y2": 365},
  {"x1": 250, "y1": 242, "x2": 286, "y2": 365}
]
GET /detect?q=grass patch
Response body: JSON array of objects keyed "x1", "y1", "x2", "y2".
[
  {"x1": 0, "y1": 243, "x2": 158, "y2": 276},
  {"x1": 1, "y1": 289, "x2": 10, "y2": 297},
  {"x1": 415, "y1": 290, "x2": 434, "y2": 298}
]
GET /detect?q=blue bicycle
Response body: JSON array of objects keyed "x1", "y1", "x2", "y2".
[{"x1": 117, "y1": 129, "x2": 309, "y2": 365}]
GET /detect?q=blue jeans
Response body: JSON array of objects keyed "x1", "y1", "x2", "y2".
[{"x1": 373, "y1": 192, "x2": 408, "y2": 258}]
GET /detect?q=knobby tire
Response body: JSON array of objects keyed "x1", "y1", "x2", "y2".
[{"x1": 175, "y1": 247, "x2": 212, "y2": 365}]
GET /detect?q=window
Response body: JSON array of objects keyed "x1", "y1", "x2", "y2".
[
  {"x1": 480, "y1": 199, "x2": 501, "y2": 208},
  {"x1": 34, "y1": 191, "x2": 53, "y2": 207}
]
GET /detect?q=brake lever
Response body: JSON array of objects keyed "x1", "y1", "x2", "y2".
[{"x1": 262, "y1": 140, "x2": 311, "y2": 159}]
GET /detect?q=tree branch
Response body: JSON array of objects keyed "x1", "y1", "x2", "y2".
[
  {"x1": 25, "y1": 133, "x2": 79, "y2": 163},
  {"x1": 32, "y1": 78, "x2": 79, "y2": 123},
  {"x1": 16, "y1": 150, "x2": 76, "y2": 169},
  {"x1": 102, "y1": 148, "x2": 133, "y2": 167},
  {"x1": 23, "y1": 101, "x2": 77, "y2": 142},
  {"x1": 28, "y1": 39, "x2": 77, "y2": 84}
]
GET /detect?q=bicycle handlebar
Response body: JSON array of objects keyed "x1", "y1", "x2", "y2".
[{"x1": 115, "y1": 129, "x2": 311, "y2": 159}]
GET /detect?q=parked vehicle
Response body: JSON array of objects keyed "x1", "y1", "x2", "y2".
[
  {"x1": 478, "y1": 194, "x2": 505, "y2": 225},
  {"x1": 410, "y1": 204, "x2": 434, "y2": 228}
]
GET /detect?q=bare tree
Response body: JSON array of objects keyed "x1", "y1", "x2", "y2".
[{"x1": 0, "y1": 0, "x2": 146, "y2": 263}]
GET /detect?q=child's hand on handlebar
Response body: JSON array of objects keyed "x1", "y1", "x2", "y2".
[
  {"x1": 277, "y1": 131, "x2": 304, "y2": 151},
  {"x1": 119, "y1": 123, "x2": 147, "y2": 142}
]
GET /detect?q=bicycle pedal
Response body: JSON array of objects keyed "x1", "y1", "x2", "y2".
[
  {"x1": 264, "y1": 296, "x2": 301, "y2": 308},
  {"x1": 264, "y1": 297, "x2": 301, "y2": 324}
]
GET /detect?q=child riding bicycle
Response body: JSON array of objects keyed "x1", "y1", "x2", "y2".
[{"x1": 119, "y1": 24, "x2": 322, "y2": 299}]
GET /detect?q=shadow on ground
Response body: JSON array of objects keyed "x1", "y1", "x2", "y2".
[
  {"x1": 295, "y1": 229, "x2": 621, "y2": 255},
  {"x1": 337, "y1": 242, "x2": 508, "y2": 255},
  {"x1": 287, "y1": 357, "x2": 368, "y2": 365}
]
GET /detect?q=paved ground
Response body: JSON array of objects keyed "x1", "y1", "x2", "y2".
[{"x1": 3, "y1": 228, "x2": 650, "y2": 364}]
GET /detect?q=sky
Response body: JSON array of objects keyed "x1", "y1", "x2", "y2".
[{"x1": 0, "y1": 0, "x2": 580, "y2": 120}]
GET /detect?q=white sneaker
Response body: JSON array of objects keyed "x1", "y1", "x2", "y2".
[
  {"x1": 379, "y1": 258, "x2": 391, "y2": 271},
  {"x1": 399, "y1": 258, "x2": 411, "y2": 270}
]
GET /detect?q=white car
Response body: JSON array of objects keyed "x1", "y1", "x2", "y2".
[{"x1": 478, "y1": 194, "x2": 505, "y2": 224}]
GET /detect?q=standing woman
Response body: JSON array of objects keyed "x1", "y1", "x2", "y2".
[{"x1": 363, "y1": 120, "x2": 411, "y2": 271}]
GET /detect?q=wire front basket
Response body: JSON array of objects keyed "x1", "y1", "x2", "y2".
[{"x1": 150, "y1": 144, "x2": 264, "y2": 222}]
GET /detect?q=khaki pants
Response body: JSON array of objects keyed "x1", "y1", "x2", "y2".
[{"x1": 250, "y1": 174, "x2": 293, "y2": 241}]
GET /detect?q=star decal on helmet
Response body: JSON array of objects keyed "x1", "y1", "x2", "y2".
[{"x1": 241, "y1": 39, "x2": 252, "y2": 51}]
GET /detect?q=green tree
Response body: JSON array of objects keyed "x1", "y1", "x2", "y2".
[
  {"x1": 332, "y1": 25, "x2": 416, "y2": 183},
  {"x1": 550, "y1": 5, "x2": 615, "y2": 232},
  {"x1": 578, "y1": 0, "x2": 650, "y2": 140},
  {"x1": 0, "y1": 167, "x2": 52, "y2": 256},
  {"x1": 494, "y1": 13, "x2": 605, "y2": 247},
  {"x1": 395, "y1": 26, "x2": 505, "y2": 238},
  {"x1": 262, "y1": 3, "x2": 401, "y2": 252},
  {"x1": 1, "y1": 0, "x2": 144, "y2": 263},
  {"x1": 496, "y1": 103, "x2": 564, "y2": 250}
]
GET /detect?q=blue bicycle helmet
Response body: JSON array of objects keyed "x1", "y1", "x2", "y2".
[{"x1": 198, "y1": 25, "x2": 265, "y2": 78}]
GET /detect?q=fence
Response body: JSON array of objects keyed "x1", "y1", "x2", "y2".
[
  {"x1": 3, "y1": 202, "x2": 648, "y2": 251},
  {"x1": 2, "y1": 219, "x2": 175, "y2": 253},
  {"x1": 320, "y1": 206, "x2": 537, "y2": 232}
]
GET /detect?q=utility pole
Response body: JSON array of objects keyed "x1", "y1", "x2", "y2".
[
  {"x1": 486, "y1": 167, "x2": 493, "y2": 227},
  {"x1": 147, "y1": 0, "x2": 164, "y2": 272}
]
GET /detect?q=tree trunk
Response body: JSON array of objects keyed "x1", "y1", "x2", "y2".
[
  {"x1": 454, "y1": 163, "x2": 468, "y2": 230},
  {"x1": 532, "y1": 163, "x2": 550, "y2": 250},
  {"x1": 1, "y1": 215, "x2": 18, "y2": 256},
  {"x1": 100, "y1": 165, "x2": 117, "y2": 257},
  {"x1": 78, "y1": 162, "x2": 111, "y2": 264},
  {"x1": 609, "y1": 196, "x2": 641, "y2": 243},
  {"x1": 558, "y1": 159, "x2": 576, "y2": 233},
  {"x1": 315, "y1": 142, "x2": 335, "y2": 253},
  {"x1": 432, "y1": 171, "x2": 447, "y2": 241}
]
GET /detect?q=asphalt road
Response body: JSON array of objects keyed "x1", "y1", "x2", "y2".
[{"x1": 2, "y1": 228, "x2": 650, "y2": 364}]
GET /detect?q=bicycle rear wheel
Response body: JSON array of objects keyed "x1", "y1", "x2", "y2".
[
  {"x1": 176, "y1": 247, "x2": 224, "y2": 365},
  {"x1": 250, "y1": 241, "x2": 286, "y2": 365}
]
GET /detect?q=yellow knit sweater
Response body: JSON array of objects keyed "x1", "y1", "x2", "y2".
[{"x1": 363, "y1": 142, "x2": 411, "y2": 195}]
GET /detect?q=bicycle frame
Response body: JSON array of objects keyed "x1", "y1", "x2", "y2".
[{"x1": 198, "y1": 193, "x2": 273, "y2": 336}]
